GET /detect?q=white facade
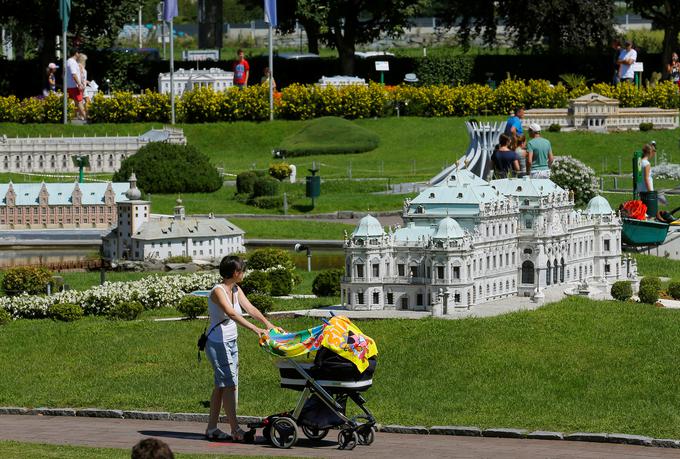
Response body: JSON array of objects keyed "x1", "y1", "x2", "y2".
[
  {"x1": 102, "y1": 178, "x2": 244, "y2": 261},
  {"x1": 341, "y1": 170, "x2": 635, "y2": 312},
  {"x1": 317, "y1": 76, "x2": 367, "y2": 88},
  {"x1": 523, "y1": 93, "x2": 679, "y2": 131},
  {"x1": 0, "y1": 127, "x2": 185, "y2": 174},
  {"x1": 158, "y1": 68, "x2": 234, "y2": 95}
]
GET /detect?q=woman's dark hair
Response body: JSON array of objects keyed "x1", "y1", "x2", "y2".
[
  {"x1": 219, "y1": 255, "x2": 246, "y2": 279},
  {"x1": 498, "y1": 133, "x2": 511, "y2": 147}
]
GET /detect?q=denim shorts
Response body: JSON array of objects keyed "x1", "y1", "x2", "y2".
[{"x1": 205, "y1": 339, "x2": 239, "y2": 388}]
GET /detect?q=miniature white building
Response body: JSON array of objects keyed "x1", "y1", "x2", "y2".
[
  {"x1": 0, "y1": 127, "x2": 185, "y2": 174},
  {"x1": 341, "y1": 169, "x2": 635, "y2": 312},
  {"x1": 158, "y1": 68, "x2": 235, "y2": 95},
  {"x1": 102, "y1": 175, "x2": 245, "y2": 261},
  {"x1": 523, "y1": 93, "x2": 679, "y2": 131},
  {"x1": 317, "y1": 76, "x2": 367, "y2": 88}
]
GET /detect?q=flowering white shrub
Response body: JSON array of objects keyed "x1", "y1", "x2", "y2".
[
  {"x1": 0, "y1": 271, "x2": 221, "y2": 320},
  {"x1": 550, "y1": 156, "x2": 599, "y2": 207},
  {"x1": 652, "y1": 163, "x2": 680, "y2": 180}
]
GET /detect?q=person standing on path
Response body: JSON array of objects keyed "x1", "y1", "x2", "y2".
[
  {"x1": 233, "y1": 49, "x2": 249, "y2": 89},
  {"x1": 66, "y1": 49, "x2": 86, "y2": 121},
  {"x1": 617, "y1": 40, "x2": 637, "y2": 83},
  {"x1": 204, "y1": 255, "x2": 280, "y2": 442},
  {"x1": 526, "y1": 123, "x2": 554, "y2": 179}
]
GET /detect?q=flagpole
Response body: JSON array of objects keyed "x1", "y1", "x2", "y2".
[
  {"x1": 268, "y1": 22, "x2": 273, "y2": 121},
  {"x1": 62, "y1": 28, "x2": 67, "y2": 124},
  {"x1": 169, "y1": 18, "x2": 175, "y2": 125}
]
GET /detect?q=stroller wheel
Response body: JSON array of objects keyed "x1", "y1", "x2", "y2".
[
  {"x1": 301, "y1": 425, "x2": 329, "y2": 441},
  {"x1": 358, "y1": 426, "x2": 375, "y2": 446},
  {"x1": 338, "y1": 429, "x2": 358, "y2": 450},
  {"x1": 269, "y1": 417, "x2": 298, "y2": 449}
]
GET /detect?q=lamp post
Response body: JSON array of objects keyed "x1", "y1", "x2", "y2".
[{"x1": 294, "y1": 243, "x2": 311, "y2": 272}]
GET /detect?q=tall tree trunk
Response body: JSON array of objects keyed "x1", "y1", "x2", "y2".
[
  {"x1": 300, "y1": 19, "x2": 320, "y2": 54},
  {"x1": 662, "y1": 22, "x2": 679, "y2": 77},
  {"x1": 198, "y1": 0, "x2": 223, "y2": 50},
  {"x1": 338, "y1": 41, "x2": 355, "y2": 75}
]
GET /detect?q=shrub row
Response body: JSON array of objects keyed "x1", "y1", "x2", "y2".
[{"x1": 6, "y1": 80, "x2": 680, "y2": 123}]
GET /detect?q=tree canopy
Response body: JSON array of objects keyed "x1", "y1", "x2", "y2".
[
  {"x1": 433, "y1": 0, "x2": 615, "y2": 54},
  {"x1": 626, "y1": 0, "x2": 680, "y2": 72}
]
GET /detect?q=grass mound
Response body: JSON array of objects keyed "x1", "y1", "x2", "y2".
[{"x1": 278, "y1": 116, "x2": 380, "y2": 156}]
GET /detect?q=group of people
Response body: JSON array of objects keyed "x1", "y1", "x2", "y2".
[
  {"x1": 232, "y1": 48, "x2": 277, "y2": 91},
  {"x1": 493, "y1": 106, "x2": 554, "y2": 179}
]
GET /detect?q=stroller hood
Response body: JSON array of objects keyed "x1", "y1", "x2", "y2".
[{"x1": 260, "y1": 315, "x2": 378, "y2": 373}]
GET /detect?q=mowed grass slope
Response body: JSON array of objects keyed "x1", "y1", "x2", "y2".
[{"x1": 3, "y1": 298, "x2": 680, "y2": 438}]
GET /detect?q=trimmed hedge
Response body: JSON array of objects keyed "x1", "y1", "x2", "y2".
[
  {"x1": 639, "y1": 276, "x2": 661, "y2": 305},
  {"x1": 2, "y1": 266, "x2": 53, "y2": 296},
  {"x1": 108, "y1": 301, "x2": 144, "y2": 320},
  {"x1": 247, "y1": 248, "x2": 296, "y2": 272},
  {"x1": 177, "y1": 296, "x2": 208, "y2": 319},
  {"x1": 240, "y1": 270, "x2": 272, "y2": 295},
  {"x1": 248, "y1": 293, "x2": 274, "y2": 314},
  {"x1": 112, "y1": 142, "x2": 221, "y2": 194},
  {"x1": 7, "y1": 79, "x2": 680, "y2": 123},
  {"x1": 312, "y1": 269, "x2": 344, "y2": 297},
  {"x1": 611, "y1": 281, "x2": 633, "y2": 302},
  {"x1": 49, "y1": 303, "x2": 84, "y2": 322},
  {"x1": 668, "y1": 281, "x2": 680, "y2": 300},
  {"x1": 252, "y1": 176, "x2": 279, "y2": 198},
  {"x1": 0, "y1": 307, "x2": 10, "y2": 325}
]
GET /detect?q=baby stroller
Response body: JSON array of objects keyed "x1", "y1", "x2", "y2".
[{"x1": 249, "y1": 315, "x2": 378, "y2": 450}]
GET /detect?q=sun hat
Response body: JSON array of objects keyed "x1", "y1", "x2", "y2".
[
  {"x1": 47, "y1": 63, "x2": 59, "y2": 70},
  {"x1": 529, "y1": 123, "x2": 541, "y2": 132},
  {"x1": 403, "y1": 73, "x2": 418, "y2": 83}
]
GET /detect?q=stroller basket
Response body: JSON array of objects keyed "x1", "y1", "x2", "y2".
[{"x1": 277, "y1": 354, "x2": 377, "y2": 392}]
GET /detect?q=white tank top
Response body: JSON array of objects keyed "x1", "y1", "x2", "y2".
[{"x1": 207, "y1": 284, "x2": 242, "y2": 343}]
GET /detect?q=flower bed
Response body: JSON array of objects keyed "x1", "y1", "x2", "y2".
[
  {"x1": 3, "y1": 80, "x2": 680, "y2": 123},
  {"x1": 0, "y1": 271, "x2": 221, "y2": 320}
]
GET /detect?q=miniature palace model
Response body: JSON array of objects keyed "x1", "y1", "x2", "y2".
[
  {"x1": 522, "y1": 93, "x2": 679, "y2": 131},
  {"x1": 102, "y1": 175, "x2": 244, "y2": 262},
  {"x1": 341, "y1": 123, "x2": 637, "y2": 312},
  {"x1": 0, "y1": 127, "x2": 185, "y2": 174}
]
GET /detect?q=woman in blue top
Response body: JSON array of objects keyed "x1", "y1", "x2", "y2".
[{"x1": 204, "y1": 255, "x2": 281, "y2": 441}]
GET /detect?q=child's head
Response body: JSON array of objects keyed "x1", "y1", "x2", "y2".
[
  {"x1": 516, "y1": 134, "x2": 526, "y2": 147},
  {"x1": 498, "y1": 133, "x2": 511, "y2": 147},
  {"x1": 642, "y1": 143, "x2": 656, "y2": 158}
]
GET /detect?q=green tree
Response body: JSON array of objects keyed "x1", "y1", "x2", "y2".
[
  {"x1": 434, "y1": 0, "x2": 615, "y2": 54},
  {"x1": 626, "y1": 1, "x2": 680, "y2": 75},
  {"x1": 0, "y1": 0, "x2": 143, "y2": 64},
  {"x1": 296, "y1": 0, "x2": 427, "y2": 74}
]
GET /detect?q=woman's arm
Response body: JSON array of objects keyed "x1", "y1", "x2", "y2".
[
  {"x1": 512, "y1": 159, "x2": 520, "y2": 172},
  {"x1": 211, "y1": 288, "x2": 265, "y2": 337},
  {"x1": 644, "y1": 164, "x2": 653, "y2": 191},
  {"x1": 237, "y1": 287, "x2": 276, "y2": 330}
]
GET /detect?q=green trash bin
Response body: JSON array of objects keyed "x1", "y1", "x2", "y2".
[{"x1": 639, "y1": 191, "x2": 658, "y2": 218}]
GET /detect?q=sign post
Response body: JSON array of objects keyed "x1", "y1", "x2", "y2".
[{"x1": 375, "y1": 61, "x2": 389, "y2": 84}]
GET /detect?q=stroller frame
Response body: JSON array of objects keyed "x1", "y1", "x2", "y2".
[{"x1": 249, "y1": 358, "x2": 377, "y2": 450}]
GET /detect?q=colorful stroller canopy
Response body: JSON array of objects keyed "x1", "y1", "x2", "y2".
[{"x1": 260, "y1": 315, "x2": 378, "y2": 373}]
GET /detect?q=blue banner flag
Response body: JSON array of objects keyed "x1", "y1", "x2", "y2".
[
  {"x1": 59, "y1": 0, "x2": 70, "y2": 32},
  {"x1": 163, "y1": 0, "x2": 178, "y2": 22},
  {"x1": 264, "y1": 0, "x2": 277, "y2": 27}
]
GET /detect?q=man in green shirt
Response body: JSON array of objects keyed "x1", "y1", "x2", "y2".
[{"x1": 527, "y1": 123, "x2": 554, "y2": 178}]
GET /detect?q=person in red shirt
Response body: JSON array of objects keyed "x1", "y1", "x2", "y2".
[{"x1": 233, "y1": 49, "x2": 249, "y2": 89}]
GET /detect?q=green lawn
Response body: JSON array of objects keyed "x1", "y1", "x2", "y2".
[
  {"x1": 4, "y1": 298, "x2": 680, "y2": 438},
  {"x1": 1, "y1": 120, "x2": 677, "y2": 216},
  {"x1": 0, "y1": 441, "x2": 296, "y2": 459},
  {"x1": 228, "y1": 218, "x2": 354, "y2": 240}
]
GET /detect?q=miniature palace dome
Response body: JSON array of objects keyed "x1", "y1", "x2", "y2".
[
  {"x1": 584, "y1": 195, "x2": 613, "y2": 214},
  {"x1": 433, "y1": 217, "x2": 465, "y2": 239},
  {"x1": 353, "y1": 214, "x2": 385, "y2": 237}
]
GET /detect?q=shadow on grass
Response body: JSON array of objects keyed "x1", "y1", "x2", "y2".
[{"x1": 292, "y1": 204, "x2": 315, "y2": 213}]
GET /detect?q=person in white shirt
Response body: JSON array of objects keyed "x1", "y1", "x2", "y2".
[
  {"x1": 617, "y1": 40, "x2": 637, "y2": 83},
  {"x1": 66, "y1": 49, "x2": 87, "y2": 121}
]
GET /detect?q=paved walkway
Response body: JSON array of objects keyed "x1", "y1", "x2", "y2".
[{"x1": 0, "y1": 415, "x2": 676, "y2": 458}]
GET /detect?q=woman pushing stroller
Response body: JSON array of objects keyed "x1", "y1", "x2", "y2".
[{"x1": 204, "y1": 255, "x2": 283, "y2": 442}]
